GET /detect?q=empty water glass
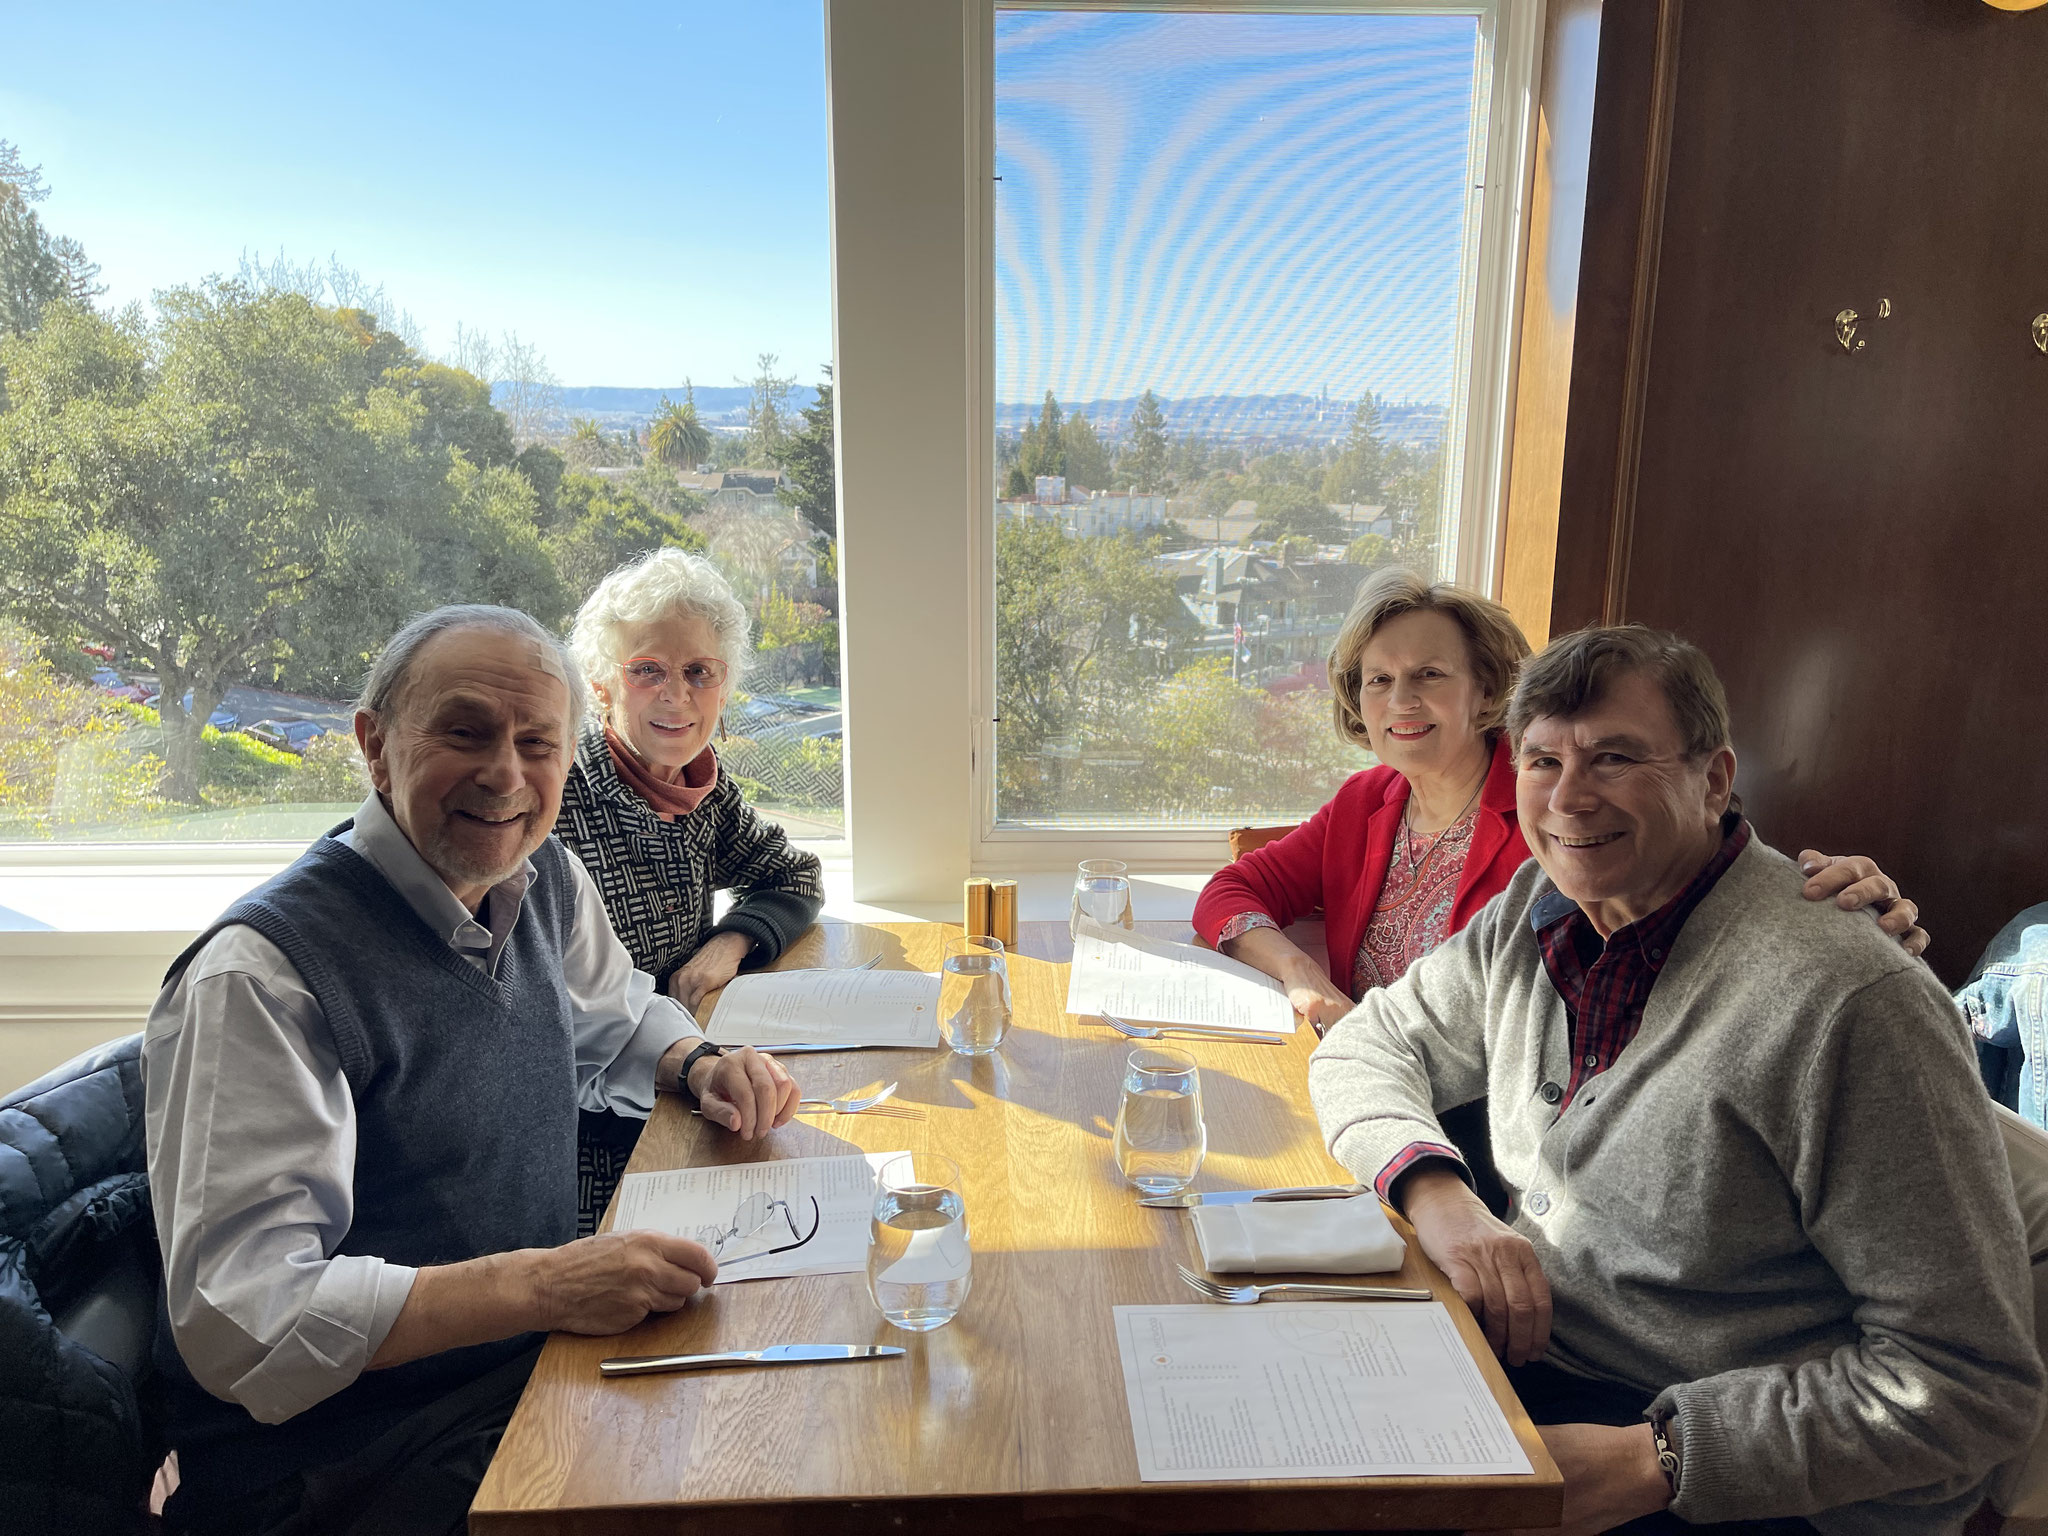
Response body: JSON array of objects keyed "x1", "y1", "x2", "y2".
[
  {"x1": 1114, "y1": 1046, "x2": 1206, "y2": 1195},
  {"x1": 941, "y1": 934, "x2": 1012, "y2": 1055},
  {"x1": 867, "y1": 1152, "x2": 971, "y2": 1332},
  {"x1": 1071, "y1": 858, "x2": 1135, "y2": 937}
]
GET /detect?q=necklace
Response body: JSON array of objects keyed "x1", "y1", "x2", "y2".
[{"x1": 1401, "y1": 773, "x2": 1485, "y2": 877}]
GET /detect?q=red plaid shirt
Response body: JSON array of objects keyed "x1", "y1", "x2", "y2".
[{"x1": 1375, "y1": 814, "x2": 1751, "y2": 1206}]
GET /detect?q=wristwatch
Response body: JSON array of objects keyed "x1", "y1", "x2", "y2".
[{"x1": 674, "y1": 1040, "x2": 725, "y2": 1104}]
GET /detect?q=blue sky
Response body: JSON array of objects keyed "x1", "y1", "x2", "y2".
[
  {"x1": 3, "y1": 5, "x2": 1478, "y2": 404},
  {"x1": 0, "y1": 1, "x2": 833, "y2": 389},
  {"x1": 996, "y1": 10, "x2": 1479, "y2": 407}
]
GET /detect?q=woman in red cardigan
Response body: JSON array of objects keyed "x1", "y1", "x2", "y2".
[{"x1": 1194, "y1": 571, "x2": 1927, "y2": 1031}]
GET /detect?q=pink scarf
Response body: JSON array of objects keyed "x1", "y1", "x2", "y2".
[{"x1": 603, "y1": 724, "x2": 718, "y2": 822}]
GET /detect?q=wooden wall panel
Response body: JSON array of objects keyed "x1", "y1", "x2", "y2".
[{"x1": 1558, "y1": 0, "x2": 2048, "y2": 982}]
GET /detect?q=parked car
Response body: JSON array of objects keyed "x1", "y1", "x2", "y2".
[
  {"x1": 143, "y1": 690, "x2": 239, "y2": 731},
  {"x1": 90, "y1": 666, "x2": 153, "y2": 704},
  {"x1": 245, "y1": 719, "x2": 325, "y2": 755},
  {"x1": 80, "y1": 643, "x2": 116, "y2": 664}
]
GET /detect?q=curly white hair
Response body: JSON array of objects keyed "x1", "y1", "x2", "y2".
[{"x1": 568, "y1": 546, "x2": 751, "y2": 699}]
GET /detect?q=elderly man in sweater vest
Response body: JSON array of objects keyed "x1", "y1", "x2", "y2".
[
  {"x1": 144, "y1": 605, "x2": 803, "y2": 1536},
  {"x1": 1310, "y1": 625, "x2": 2042, "y2": 1536}
]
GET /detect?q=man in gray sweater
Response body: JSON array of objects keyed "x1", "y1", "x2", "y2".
[{"x1": 1309, "y1": 625, "x2": 2043, "y2": 1536}]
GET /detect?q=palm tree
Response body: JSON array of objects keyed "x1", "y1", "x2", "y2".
[{"x1": 647, "y1": 386, "x2": 712, "y2": 472}]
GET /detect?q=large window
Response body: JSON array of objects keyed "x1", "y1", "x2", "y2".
[
  {"x1": 990, "y1": 5, "x2": 1510, "y2": 831},
  {"x1": 0, "y1": 8, "x2": 841, "y2": 847}
]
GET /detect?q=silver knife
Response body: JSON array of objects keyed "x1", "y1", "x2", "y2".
[
  {"x1": 599, "y1": 1343, "x2": 904, "y2": 1377},
  {"x1": 1138, "y1": 1184, "x2": 1366, "y2": 1209}
]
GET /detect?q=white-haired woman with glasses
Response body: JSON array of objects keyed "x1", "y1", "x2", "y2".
[{"x1": 558, "y1": 546, "x2": 824, "y2": 1233}]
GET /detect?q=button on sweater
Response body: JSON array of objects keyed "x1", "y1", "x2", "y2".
[{"x1": 1309, "y1": 835, "x2": 2044, "y2": 1536}]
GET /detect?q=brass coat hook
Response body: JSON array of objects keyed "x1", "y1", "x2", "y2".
[
  {"x1": 1836, "y1": 298, "x2": 1892, "y2": 353},
  {"x1": 2033, "y1": 313, "x2": 2047, "y2": 355}
]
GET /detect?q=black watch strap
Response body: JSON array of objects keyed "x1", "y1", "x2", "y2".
[{"x1": 676, "y1": 1040, "x2": 725, "y2": 1104}]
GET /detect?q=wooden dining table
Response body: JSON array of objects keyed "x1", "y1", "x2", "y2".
[{"x1": 469, "y1": 920, "x2": 1563, "y2": 1534}]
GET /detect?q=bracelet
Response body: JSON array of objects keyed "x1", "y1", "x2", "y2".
[
  {"x1": 1651, "y1": 1414, "x2": 1681, "y2": 1496},
  {"x1": 674, "y1": 1040, "x2": 725, "y2": 1105}
]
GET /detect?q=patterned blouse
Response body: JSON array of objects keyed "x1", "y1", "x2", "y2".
[
  {"x1": 557, "y1": 722, "x2": 825, "y2": 1235},
  {"x1": 1352, "y1": 808, "x2": 1479, "y2": 997},
  {"x1": 554, "y1": 723, "x2": 824, "y2": 986}
]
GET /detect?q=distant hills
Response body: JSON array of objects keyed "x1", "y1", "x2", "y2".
[{"x1": 507, "y1": 384, "x2": 1443, "y2": 449}]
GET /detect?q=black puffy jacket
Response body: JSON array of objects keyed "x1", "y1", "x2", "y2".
[{"x1": 0, "y1": 1034, "x2": 160, "y2": 1535}]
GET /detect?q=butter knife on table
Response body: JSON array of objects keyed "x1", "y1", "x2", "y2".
[
  {"x1": 599, "y1": 1343, "x2": 904, "y2": 1377},
  {"x1": 1138, "y1": 1184, "x2": 1365, "y2": 1209}
]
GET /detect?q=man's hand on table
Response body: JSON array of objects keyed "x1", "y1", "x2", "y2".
[
  {"x1": 667, "y1": 931, "x2": 755, "y2": 1014},
  {"x1": 656, "y1": 1039, "x2": 799, "y2": 1139},
  {"x1": 532, "y1": 1230, "x2": 720, "y2": 1334},
  {"x1": 1402, "y1": 1165, "x2": 1552, "y2": 1366},
  {"x1": 1491, "y1": 1422, "x2": 1671, "y2": 1536}
]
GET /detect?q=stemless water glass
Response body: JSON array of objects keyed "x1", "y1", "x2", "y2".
[
  {"x1": 1071, "y1": 858, "x2": 1135, "y2": 938},
  {"x1": 940, "y1": 934, "x2": 1012, "y2": 1055},
  {"x1": 867, "y1": 1152, "x2": 972, "y2": 1332},
  {"x1": 1113, "y1": 1046, "x2": 1206, "y2": 1195}
]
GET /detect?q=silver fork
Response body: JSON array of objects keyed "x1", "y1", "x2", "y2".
[
  {"x1": 796, "y1": 1081, "x2": 922, "y2": 1118},
  {"x1": 1100, "y1": 1012, "x2": 1288, "y2": 1047},
  {"x1": 693, "y1": 1081, "x2": 923, "y2": 1119},
  {"x1": 1175, "y1": 1263, "x2": 1431, "y2": 1303}
]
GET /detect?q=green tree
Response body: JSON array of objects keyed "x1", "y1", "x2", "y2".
[
  {"x1": 1017, "y1": 390, "x2": 1066, "y2": 485},
  {"x1": 647, "y1": 385, "x2": 712, "y2": 471},
  {"x1": 1321, "y1": 391, "x2": 1386, "y2": 504},
  {"x1": 994, "y1": 520, "x2": 1184, "y2": 812},
  {"x1": 0, "y1": 283, "x2": 542, "y2": 800},
  {"x1": 775, "y1": 367, "x2": 836, "y2": 537},
  {"x1": 1122, "y1": 388, "x2": 1170, "y2": 492},
  {"x1": 1384, "y1": 440, "x2": 1448, "y2": 562},
  {"x1": 1062, "y1": 412, "x2": 1112, "y2": 492},
  {"x1": 544, "y1": 471, "x2": 706, "y2": 596},
  {"x1": 1003, "y1": 463, "x2": 1030, "y2": 499},
  {"x1": 742, "y1": 353, "x2": 796, "y2": 464},
  {"x1": 0, "y1": 141, "x2": 102, "y2": 339},
  {"x1": 1249, "y1": 480, "x2": 1343, "y2": 544},
  {"x1": 1345, "y1": 531, "x2": 1393, "y2": 568}
]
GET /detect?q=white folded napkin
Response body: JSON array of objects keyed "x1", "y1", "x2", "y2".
[{"x1": 1190, "y1": 1194, "x2": 1406, "y2": 1275}]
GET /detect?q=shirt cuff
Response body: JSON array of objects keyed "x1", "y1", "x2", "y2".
[
  {"x1": 601, "y1": 991, "x2": 702, "y2": 1117},
  {"x1": 225, "y1": 1253, "x2": 412, "y2": 1425},
  {"x1": 1373, "y1": 1141, "x2": 1468, "y2": 1207},
  {"x1": 1216, "y1": 912, "x2": 1281, "y2": 944}
]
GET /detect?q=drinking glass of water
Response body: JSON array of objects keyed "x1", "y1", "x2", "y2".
[
  {"x1": 1113, "y1": 1046, "x2": 1206, "y2": 1195},
  {"x1": 1071, "y1": 858, "x2": 1135, "y2": 938},
  {"x1": 941, "y1": 934, "x2": 1012, "y2": 1056},
  {"x1": 867, "y1": 1152, "x2": 972, "y2": 1332}
]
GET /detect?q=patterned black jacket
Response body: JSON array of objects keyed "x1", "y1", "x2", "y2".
[{"x1": 554, "y1": 724, "x2": 824, "y2": 986}]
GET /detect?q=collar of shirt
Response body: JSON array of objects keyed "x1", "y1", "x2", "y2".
[
  {"x1": 1530, "y1": 812, "x2": 1752, "y2": 1105},
  {"x1": 336, "y1": 793, "x2": 535, "y2": 975}
]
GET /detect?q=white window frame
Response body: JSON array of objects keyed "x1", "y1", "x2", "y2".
[
  {"x1": 829, "y1": 0, "x2": 1540, "y2": 901},
  {"x1": 970, "y1": 0, "x2": 1541, "y2": 872}
]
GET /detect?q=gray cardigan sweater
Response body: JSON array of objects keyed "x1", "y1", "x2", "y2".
[{"x1": 1309, "y1": 835, "x2": 2044, "y2": 1536}]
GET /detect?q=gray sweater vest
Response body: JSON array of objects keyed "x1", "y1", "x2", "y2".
[{"x1": 157, "y1": 827, "x2": 579, "y2": 1501}]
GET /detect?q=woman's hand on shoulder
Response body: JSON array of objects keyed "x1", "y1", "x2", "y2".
[
  {"x1": 668, "y1": 932, "x2": 756, "y2": 1014},
  {"x1": 1798, "y1": 849, "x2": 1929, "y2": 958}
]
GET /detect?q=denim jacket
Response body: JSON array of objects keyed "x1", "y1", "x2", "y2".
[{"x1": 1962, "y1": 903, "x2": 2048, "y2": 1128}]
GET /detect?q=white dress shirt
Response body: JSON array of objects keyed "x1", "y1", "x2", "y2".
[{"x1": 142, "y1": 794, "x2": 702, "y2": 1426}]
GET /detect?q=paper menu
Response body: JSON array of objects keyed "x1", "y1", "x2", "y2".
[
  {"x1": 1113, "y1": 1303, "x2": 1533, "y2": 1482},
  {"x1": 705, "y1": 967, "x2": 942, "y2": 1049},
  {"x1": 612, "y1": 1152, "x2": 904, "y2": 1283},
  {"x1": 1066, "y1": 931, "x2": 1297, "y2": 1034}
]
